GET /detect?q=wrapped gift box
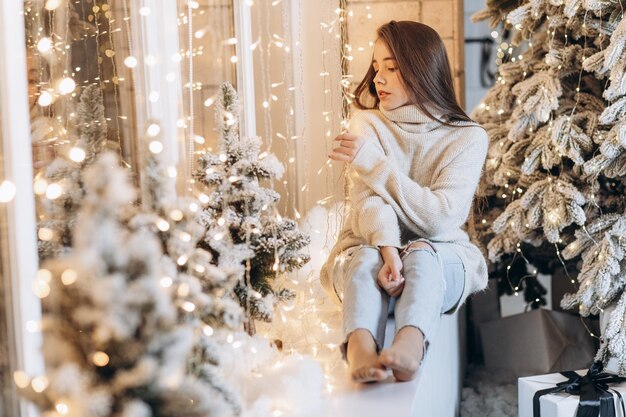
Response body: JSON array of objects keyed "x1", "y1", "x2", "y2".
[
  {"x1": 518, "y1": 370, "x2": 626, "y2": 417},
  {"x1": 480, "y1": 309, "x2": 594, "y2": 375}
]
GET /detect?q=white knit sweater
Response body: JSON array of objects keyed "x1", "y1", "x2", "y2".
[{"x1": 320, "y1": 104, "x2": 489, "y2": 310}]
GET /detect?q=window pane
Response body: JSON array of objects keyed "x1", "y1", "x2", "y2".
[
  {"x1": 177, "y1": 0, "x2": 237, "y2": 167},
  {"x1": 24, "y1": 0, "x2": 138, "y2": 177},
  {"x1": 25, "y1": 0, "x2": 156, "y2": 261}
]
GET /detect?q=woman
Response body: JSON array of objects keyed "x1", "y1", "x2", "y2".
[{"x1": 321, "y1": 20, "x2": 489, "y2": 383}]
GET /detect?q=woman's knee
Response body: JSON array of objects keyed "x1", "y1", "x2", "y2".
[
  {"x1": 345, "y1": 247, "x2": 383, "y2": 281},
  {"x1": 401, "y1": 241, "x2": 436, "y2": 261},
  {"x1": 406, "y1": 241, "x2": 435, "y2": 252}
]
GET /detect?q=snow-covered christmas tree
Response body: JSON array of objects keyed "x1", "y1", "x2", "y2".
[
  {"x1": 20, "y1": 152, "x2": 242, "y2": 417},
  {"x1": 135, "y1": 136, "x2": 246, "y2": 414},
  {"x1": 472, "y1": 1, "x2": 626, "y2": 371},
  {"x1": 36, "y1": 83, "x2": 108, "y2": 260},
  {"x1": 194, "y1": 82, "x2": 310, "y2": 328}
]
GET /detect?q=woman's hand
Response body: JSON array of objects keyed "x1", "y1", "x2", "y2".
[
  {"x1": 378, "y1": 246, "x2": 405, "y2": 297},
  {"x1": 328, "y1": 131, "x2": 366, "y2": 163}
]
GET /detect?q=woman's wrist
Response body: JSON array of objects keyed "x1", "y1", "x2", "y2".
[{"x1": 379, "y1": 246, "x2": 400, "y2": 261}]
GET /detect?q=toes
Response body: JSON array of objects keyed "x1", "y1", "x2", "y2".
[
  {"x1": 379, "y1": 349, "x2": 419, "y2": 381},
  {"x1": 378, "y1": 350, "x2": 397, "y2": 367},
  {"x1": 351, "y1": 366, "x2": 387, "y2": 383},
  {"x1": 393, "y1": 370, "x2": 417, "y2": 382}
]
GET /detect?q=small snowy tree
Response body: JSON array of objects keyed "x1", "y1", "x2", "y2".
[
  {"x1": 194, "y1": 82, "x2": 310, "y2": 328},
  {"x1": 19, "y1": 152, "x2": 240, "y2": 417},
  {"x1": 134, "y1": 139, "x2": 246, "y2": 414},
  {"x1": 37, "y1": 83, "x2": 107, "y2": 260}
]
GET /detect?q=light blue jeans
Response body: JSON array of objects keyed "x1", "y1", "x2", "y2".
[{"x1": 332, "y1": 239, "x2": 465, "y2": 356}]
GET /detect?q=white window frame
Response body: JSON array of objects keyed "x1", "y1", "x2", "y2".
[
  {"x1": 127, "y1": 0, "x2": 185, "y2": 197},
  {"x1": 233, "y1": 0, "x2": 257, "y2": 140},
  {"x1": 0, "y1": 1, "x2": 44, "y2": 417}
]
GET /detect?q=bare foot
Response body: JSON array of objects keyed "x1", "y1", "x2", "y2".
[
  {"x1": 379, "y1": 326, "x2": 424, "y2": 382},
  {"x1": 346, "y1": 329, "x2": 388, "y2": 383}
]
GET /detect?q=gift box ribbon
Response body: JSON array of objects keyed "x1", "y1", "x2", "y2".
[{"x1": 532, "y1": 362, "x2": 626, "y2": 417}]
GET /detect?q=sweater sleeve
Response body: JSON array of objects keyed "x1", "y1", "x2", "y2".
[
  {"x1": 351, "y1": 126, "x2": 489, "y2": 238},
  {"x1": 348, "y1": 167, "x2": 402, "y2": 247},
  {"x1": 347, "y1": 111, "x2": 402, "y2": 247}
]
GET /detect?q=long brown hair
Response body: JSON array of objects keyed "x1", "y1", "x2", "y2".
[{"x1": 354, "y1": 20, "x2": 472, "y2": 125}]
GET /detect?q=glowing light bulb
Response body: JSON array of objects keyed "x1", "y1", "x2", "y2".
[
  {"x1": 69, "y1": 147, "x2": 86, "y2": 162},
  {"x1": 149, "y1": 141, "x2": 163, "y2": 154},
  {"x1": 31, "y1": 375, "x2": 49, "y2": 392},
  {"x1": 156, "y1": 219, "x2": 170, "y2": 231},
  {"x1": 0, "y1": 181, "x2": 16, "y2": 203},
  {"x1": 61, "y1": 269, "x2": 77, "y2": 285},
  {"x1": 160, "y1": 277, "x2": 173, "y2": 287},
  {"x1": 182, "y1": 302, "x2": 196, "y2": 312},
  {"x1": 26, "y1": 321, "x2": 41, "y2": 332},
  {"x1": 55, "y1": 402, "x2": 69, "y2": 415},
  {"x1": 58, "y1": 77, "x2": 76, "y2": 95},
  {"x1": 34, "y1": 178, "x2": 48, "y2": 195},
  {"x1": 45, "y1": 0, "x2": 62, "y2": 10},
  {"x1": 38, "y1": 228, "x2": 54, "y2": 241},
  {"x1": 37, "y1": 37, "x2": 53, "y2": 53},
  {"x1": 124, "y1": 56, "x2": 137, "y2": 68},
  {"x1": 147, "y1": 123, "x2": 161, "y2": 137},
  {"x1": 92, "y1": 352, "x2": 110, "y2": 367},
  {"x1": 38, "y1": 91, "x2": 53, "y2": 107},
  {"x1": 13, "y1": 371, "x2": 30, "y2": 389},
  {"x1": 32, "y1": 280, "x2": 50, "y2": 299},
  {"x1": 203, "y1": 325, "x2": 214, "y2": 336},
  {"x1": 169, "y1": 209, "x2": 183, "y2": 221},
  {"x1": 177, "y1": 283, "x2": 190, "y2": 298},
  {"x1": 46, "y1": 183, "x2": 62, "y2": 200}
]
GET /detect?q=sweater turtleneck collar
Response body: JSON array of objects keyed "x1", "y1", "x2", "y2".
[{"x1": 378, "y1": 103, "x2": 444, "y2": 133}]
